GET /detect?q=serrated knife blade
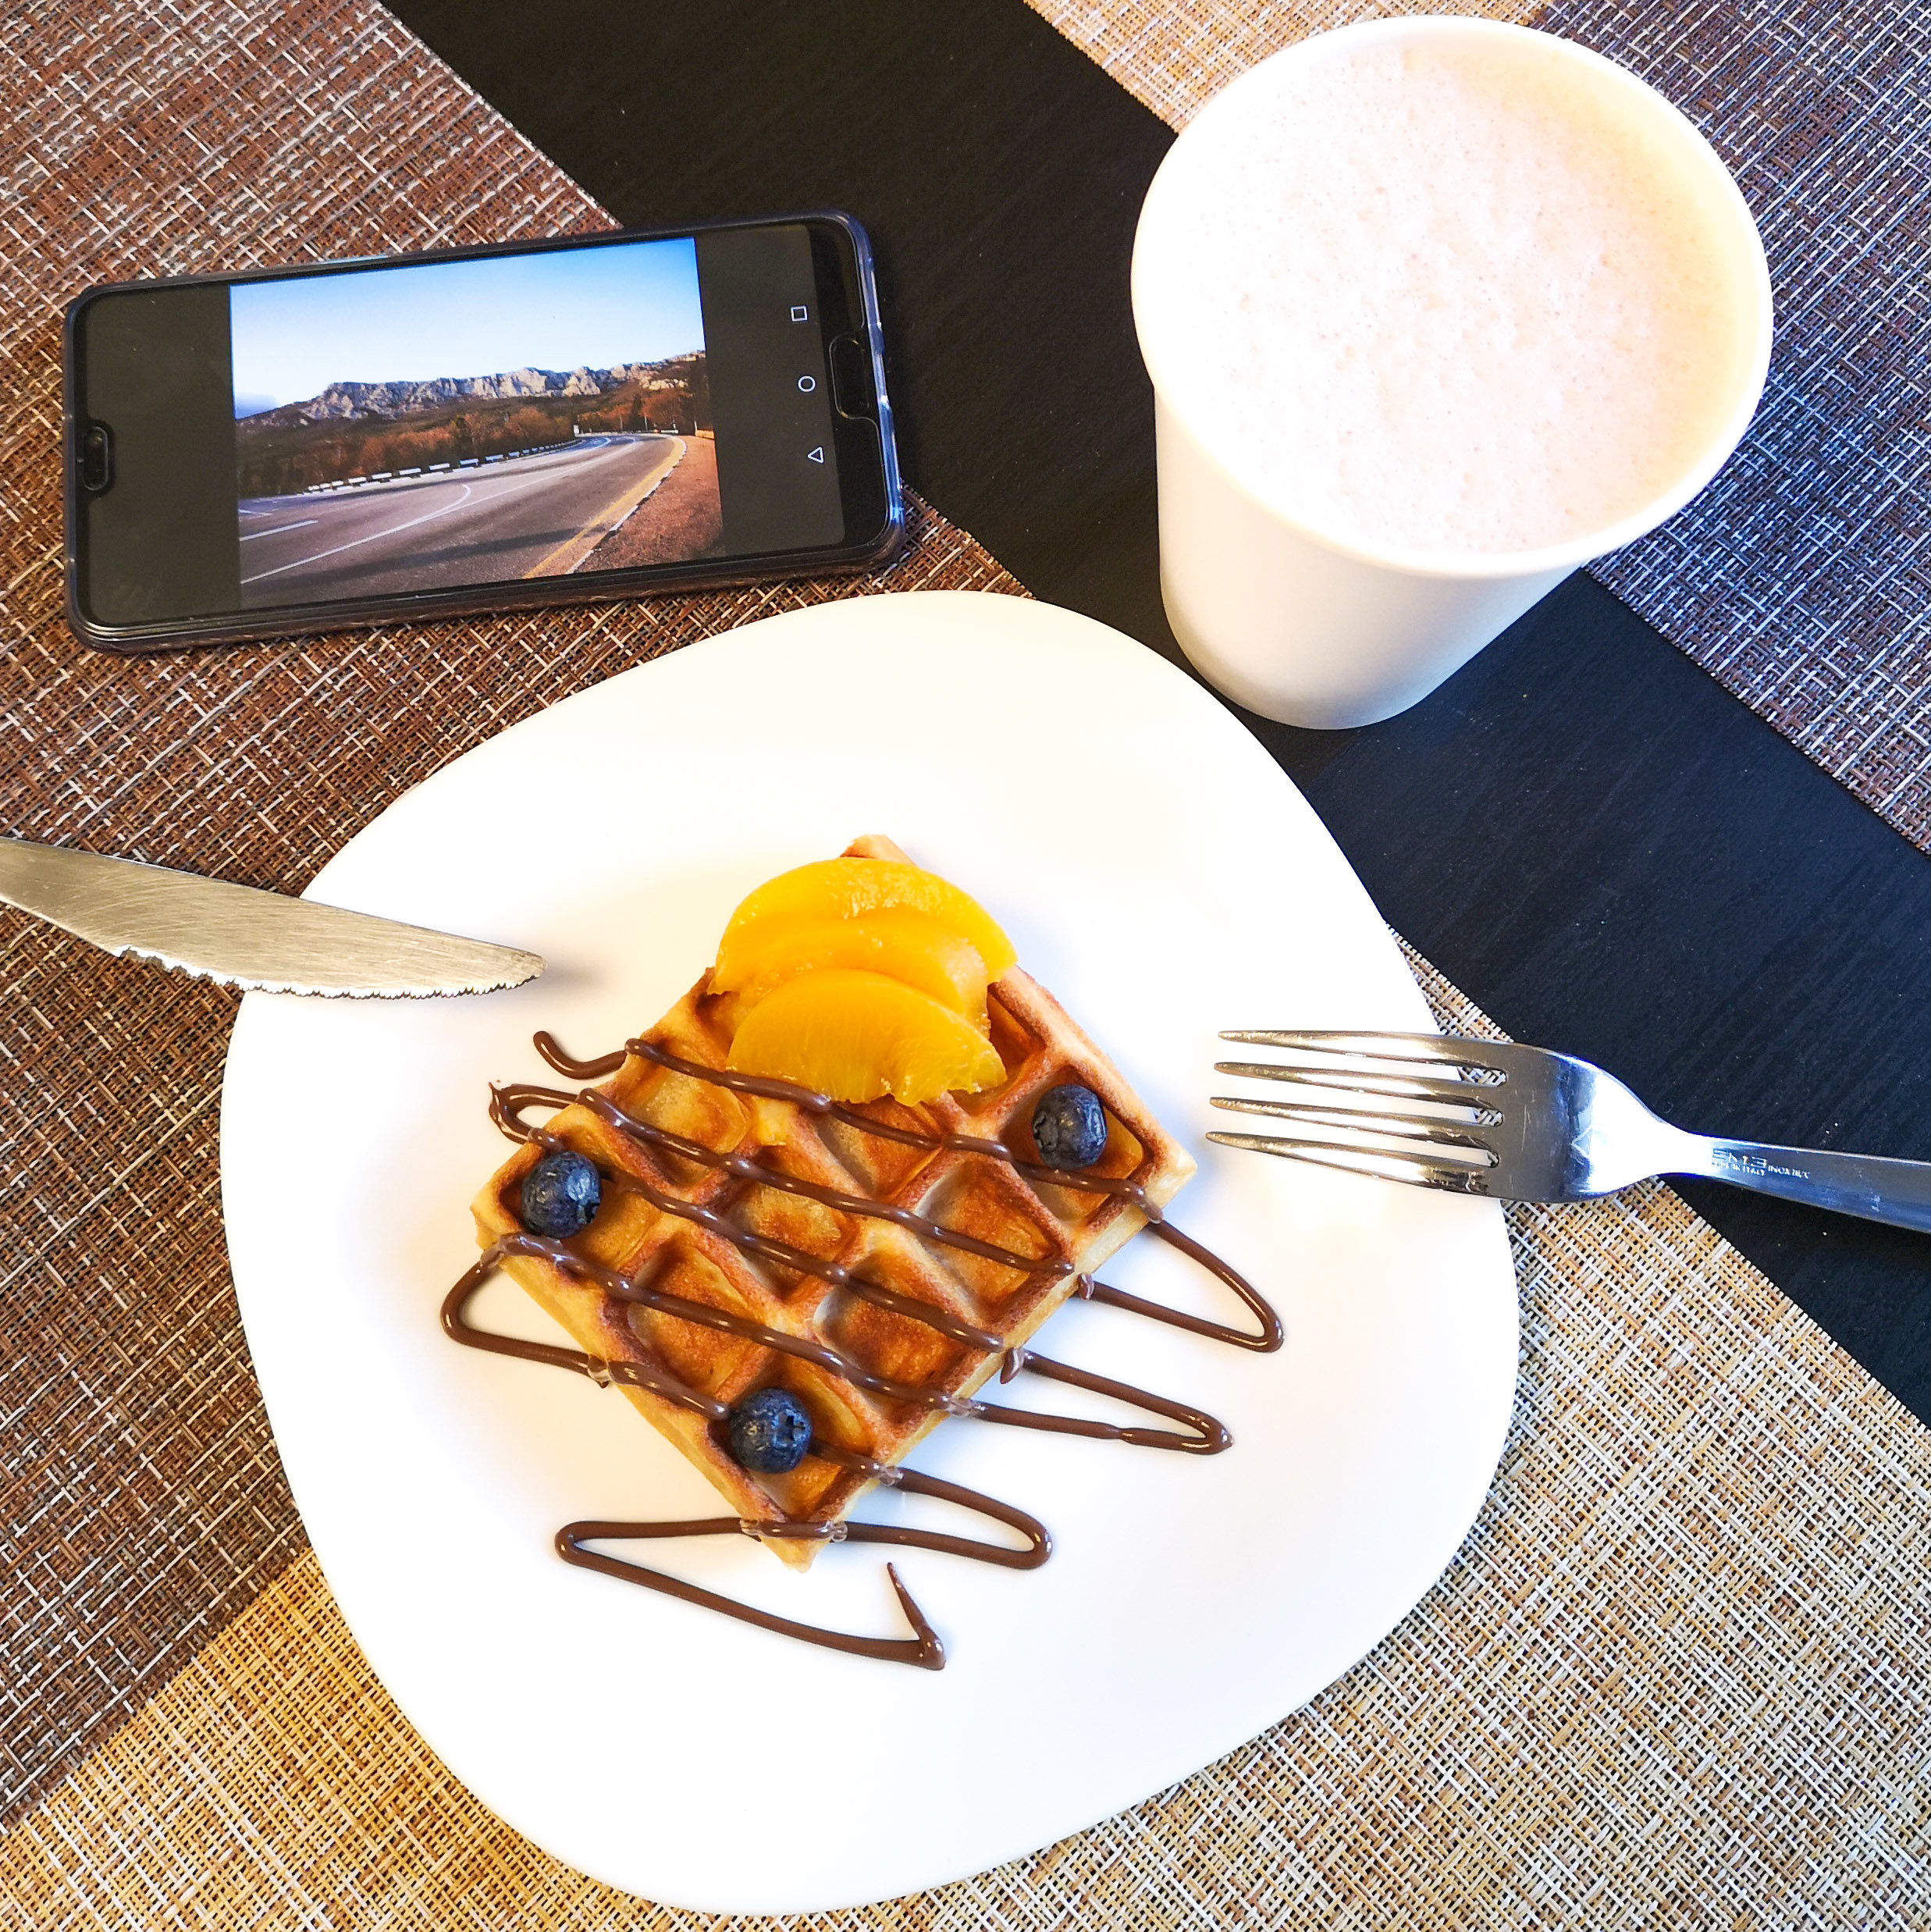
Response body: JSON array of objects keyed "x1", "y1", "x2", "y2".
[{"x1": 0, "y1": 838, "x2": 544, "y2": 998}]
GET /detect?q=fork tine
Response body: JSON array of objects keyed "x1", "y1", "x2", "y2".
[
  {"x1": 1208, "y1": 1093, "x2": 1496, "y2": 1152},
  {"x1": 1214, "y1": 1059, "x2": 1491, "y2": 1106},
  {"x1": 1220, "y1": 1030, "x2": 1506, "y2": 1073},
  {"x1": 1204, "y1": 1130, "x2": 1488, "y2": 1194}
]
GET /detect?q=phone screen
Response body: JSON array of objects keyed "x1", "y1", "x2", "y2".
[{"x1": 70, "y1": 220, "x2": 893, "y2": 638}]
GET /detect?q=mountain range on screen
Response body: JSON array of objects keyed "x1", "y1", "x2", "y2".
[{"x1": 244, "y1": 358, "x2": 694, "y2": 428}]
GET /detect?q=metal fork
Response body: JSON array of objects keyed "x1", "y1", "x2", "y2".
[{"x1": 1208, "y1": 1030, "x2": 1931, "y2": 1234}]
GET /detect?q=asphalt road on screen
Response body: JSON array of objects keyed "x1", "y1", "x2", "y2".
[{"x1": 236, "y1": 432, "x2": 683, "y2": 603}]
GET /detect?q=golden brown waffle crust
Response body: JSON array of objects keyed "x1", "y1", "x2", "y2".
[{"x1": 471, "y1": 840, "x2": 1195, "y2": 1569}]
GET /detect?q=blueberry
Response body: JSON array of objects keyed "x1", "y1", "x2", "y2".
[
  {"x1": 519, "y1": 1149, "x2": 601, "y2": 1237},
  {"x1": 1032, "y1": 1083, "x2": 1108, "y2": 1169},
  {"x1": 728, "y1": 1388, "x2": 813, "y2": 1473}
]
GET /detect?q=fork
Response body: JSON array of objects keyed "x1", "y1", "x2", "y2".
[{"x1": 1207, "y1": 1030, "x2": 1931, "y2": 1234}]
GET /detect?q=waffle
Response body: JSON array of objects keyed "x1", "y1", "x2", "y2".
[{"x1": 470, "y1": 835, "x2": 1197, "y2": 1568}]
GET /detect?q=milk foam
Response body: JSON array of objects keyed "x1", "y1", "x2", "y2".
[{"x1": 1141, "y1": 39, "x2": 1758, "y2": 555}]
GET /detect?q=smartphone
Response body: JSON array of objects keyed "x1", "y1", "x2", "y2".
[{"x1": 62, "y1": 213, "x2": 902, "y2": 652}]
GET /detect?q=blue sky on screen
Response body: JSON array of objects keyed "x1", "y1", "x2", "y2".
[{"x1": 229, "y1": 236, "x2": 704, "y2": 416}]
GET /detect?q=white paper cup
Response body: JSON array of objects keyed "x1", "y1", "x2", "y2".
[{"x1": 1132, "y1": 18, "x2": 1773, "y2": 728}]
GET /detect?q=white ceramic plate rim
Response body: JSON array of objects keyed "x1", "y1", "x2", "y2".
[{"x1": 220, "y1": 591, "x2": 1517, "y2": 1912}]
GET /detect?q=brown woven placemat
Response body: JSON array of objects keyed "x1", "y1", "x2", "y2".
[
  {"x1": 2, "y1": 1, "x2": 1927, "y2": 1923},
  {"x1": 1031, "y1": 0, "x2": 1931, "y2": 853},
  {"x1": 0, "y1": 0, "x2": 1009, "y2": 1829}
]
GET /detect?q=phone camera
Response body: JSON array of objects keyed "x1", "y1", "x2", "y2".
[{"x1": 79, "y1": 422, "x2": 113, "y2": 493}]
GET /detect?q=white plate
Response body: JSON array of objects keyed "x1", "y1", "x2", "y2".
[{"x1": 221, "y1": 591, "x2": 1516, "y2": 1912}]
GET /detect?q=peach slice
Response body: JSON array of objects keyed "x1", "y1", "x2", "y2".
[
  {"x1": 716, "y1": 859, "x2": 1017, "y2": 988},
  {"x1": 727, "y1": 969, "x2": 1007, "y2": 1105},
  {"x1": 712, "y1": 909, "x2": 990, "y2": 1023}
]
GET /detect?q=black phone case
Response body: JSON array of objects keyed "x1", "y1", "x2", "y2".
[{"x1": 62, "y1": 212, "x2": 904, "y2": 654}]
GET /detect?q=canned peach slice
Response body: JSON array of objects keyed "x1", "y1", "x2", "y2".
[
  {"x1": 727, "y1": 968, "x2": 1007, "y2": 1105},
  {"x1": 713, "y1": 909, "x2": 990, "y2": 1024},
  {"x1": 714, "y1": 858, "x2": 1017, "y2": 987}
]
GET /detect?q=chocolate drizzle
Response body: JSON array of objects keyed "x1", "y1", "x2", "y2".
[
  {"x1": 454, "y1": 1211, "x2": 1231, "y2": 1452},
  {"x1": 1088, "y1": 1222, "x2": 1282, "y2": 1353},
  {"x1": 556, "y1": 1539, "x2": 946, "y2": 1669},
  {"x1": 533, "y1": 1030, "x2": 1284, "y2": 1354},
  {"x1": 445, "y1": 1260, "x2": 730, "y2": 1419},
  {"x1": 496, "y1": 1080, "x2": 1069, "y2": 1284},
  {"x1": 553, "y1": 1443, "x2": 1051, "y2": 1670},
  {"x1": 447, "y1": 1027, "x2": 1280, "y2": 1668}
]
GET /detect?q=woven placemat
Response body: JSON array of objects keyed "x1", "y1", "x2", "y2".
[
  {"x1": 1028, "y1": 0, "x2": 1539, "y2": 126},
  {"x1": 0, "y1": 0, "x2": 1008, "y2": 1829},
  {"x1": 1030, "y1": 0, "x2": 1931, "y2": 852},
  {"x1": 7, "y1": 958, "x2": 1927, "y2": 1927},
  {"x1": 2, "y1": 1, "x2": 1927, "y2": 1923}
]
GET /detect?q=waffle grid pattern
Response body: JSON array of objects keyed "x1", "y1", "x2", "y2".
[{"x1": 473, "y1": 954, "x2": 1193, "y2": 1555}]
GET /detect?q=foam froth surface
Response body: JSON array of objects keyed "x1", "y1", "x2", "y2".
[{"x1": 1138, "y1": 38, "x2": 1759, "y2": 556}]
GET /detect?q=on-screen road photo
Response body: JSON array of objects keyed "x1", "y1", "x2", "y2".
[{"x1": 236, "y1": 433, "x2": 689, "y2": 603}]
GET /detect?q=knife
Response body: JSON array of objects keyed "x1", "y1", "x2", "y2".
[{"x1": 0, "y1": 838, "x2": 544, "y2": 998}]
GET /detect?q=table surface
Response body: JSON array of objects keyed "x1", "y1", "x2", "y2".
[{"x1": 3, "y1": 1, "x2": 1929, "y2": 1925}]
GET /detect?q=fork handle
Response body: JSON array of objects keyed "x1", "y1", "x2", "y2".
[{"x1": 1684, "y1": 1138, "x2": 1931, "y2": 1234}]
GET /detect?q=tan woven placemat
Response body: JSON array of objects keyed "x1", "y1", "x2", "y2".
[
  {"x1": 1030, "y1": 0, "x2": 1931, "y2": 852},
  {"x1": 7, "y1": 958, "x2": 1927, "y2": 1927},
  {"x1": 2, "y1": 1, "x2": 1928, "y2": 1923},
  {"x1": 1029, "y1": 0, "x2": 1539, "y2": 127}
]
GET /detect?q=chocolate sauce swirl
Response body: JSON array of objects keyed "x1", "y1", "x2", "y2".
[
  {"x1": 451, "y1": 1222, "x2": 1230, "y2": 1453},
  {"x1": 553, "y1": 1444, "x2": 1051, "y2": 1670},
  {"x1": 448, "y1": 1026, "x2": 1282, "y2": 1667},
  {"x1": 531, "y1": 1029, "x2": 1282, "y2": 1351},
  {"x1": 556, "y1": 1539, "x2": 945, "y2": 1670},
  {"x1": 495, "y1": 1080, "x2": 1067, "y2": 1284}
]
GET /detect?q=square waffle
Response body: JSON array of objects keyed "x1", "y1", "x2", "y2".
[{"x1": 471, "y1": 836, "x2": 1196, "y2": 1567}]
